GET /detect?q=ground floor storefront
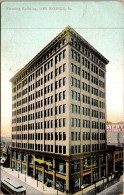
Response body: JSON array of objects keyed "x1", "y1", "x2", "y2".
[
  {"x1": 107, "y1": 145, "x2": 123, "y2": 176},
  {"x1": 10, "y1": 148, "x2": 112, "y2": 193}
]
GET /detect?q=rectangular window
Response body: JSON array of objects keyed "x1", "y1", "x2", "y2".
[
  {"x1": 63, "y1": 64, "x2": 66, "y2": 72},
  {"x1": 63, "y1": 77, "x2": 66, "y2": 86},
  {"x1": 59, "y1": 119, "x2": 62, "y2": 127},
  {"x1": 59, "y1": 66, "x2": 62, "y2": 74},
  {"x1": 63, "y1": 132, "x2": 66, "y2": 140},
  {"x1": 59, "y1": 79, "x2": 62, "y2": 88},
  {"x1": 63, "y1": 104, "x2": 66, "y2": 113},
  {"x1": 63, "y1": 146, "x2": 66, "y2": 154},
  {"x1": 71, "y1": 63, "x2": 73, "y2": 72},
  {"x1": 63, "y1": 91, "x2": 66, "y2": 99},
  {"x1": 63, "y1": 118, "x2": 66, "y2": 127},
  {"x1": 63, "y1": 50, "x2": 66, "y2": 59},
  {"x1": 59, "y1": 132, "x2": 62, "y2": 140},
  {"x1": 59, "y1": 92, "x2": 62, "y2": 101}
]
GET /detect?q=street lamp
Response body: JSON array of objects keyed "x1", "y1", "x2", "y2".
[
  {"x1": 36, "y1": 166, "x2": 38, "y2": 187},
  {"x1": 95, "y1": 182, "x2": 96, "y2": 195},
  {"x1": 110, "y1": 173, "x2": 112, "y2": 181},
  {"x1": 102, "y1": 176, "x2": 105, "y2": 189},
  {"x1": 18, "y1": 167, "x2": 20, "y2": 178},
  {"x1": 25, "y1": 170, "x2": 26, "y2": 182},
  {"x1": 81, "y1": 185, "x2": 84, "y2": 195}
]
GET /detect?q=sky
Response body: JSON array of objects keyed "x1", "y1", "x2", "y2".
[{"x1": 1, "y1": 1, "x2": 124, "y2": 136}]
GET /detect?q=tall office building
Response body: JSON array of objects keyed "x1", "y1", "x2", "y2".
[{"x1": 10, "y1": 26, "x2": 109, "y2": 193}]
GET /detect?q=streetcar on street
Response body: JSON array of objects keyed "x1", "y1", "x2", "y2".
[{"x1": 1, "y1": 178, "x2": 26, "y2": 194}]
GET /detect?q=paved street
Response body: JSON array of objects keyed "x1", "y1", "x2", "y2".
[
  {"x1": 1, "y1": 168, "x2": 43, "y2": 195},
  {"x1": 97, "y1": 174, "x2": 123, "y2": 195}
]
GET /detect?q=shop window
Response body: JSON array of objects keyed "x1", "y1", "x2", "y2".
[
  {"x1": 12, "y1": 161, "x2": 15, "y2": 170},
  {"x1": 16, "y1": 162, "x2": 20, "y2": 171},
  {"x1": 92, "y1": 156, "x2": 99, "y2": 168},
  {"x1": 22, "y1": 165, "x2": 26, "y2": 174},
  {"x1": 56, "y1": 177, "x2": 66, "y2": 192},
  {"x1": 101, "y1": 167, "x2": 106, "y2": 178},
  {"x1": 83, "y1": 158, "x2": 91, "y2": 171},
  {"x1": 22, "y1": 153, "x2": 26, "y2": 162},
  {"x1": 83, "y1": 174, "x2": 91, "y2": 187},
  {"x1": 29, "y1": 167, "x2": 33, "y2": 177},
  {"x1": 12, "y1": 151, "x2": 16, "y2": 159},
  {"x1": 45, "y1": 173, "x2": 53, "y2": 187},
  {"x1": 44, "y1": 157, "x2": 53, "y2": 171},
  {"x1": 71, "y1": 178, "x2": 80, "y2": 193},
  {"x1": 37, "y1": 170, "x2": 42, "y2": 182},
  {"x1": 71, "y1": 160, "x2": 80, "y2": 174},
  {"x1": 93, "y1": 170, "x2": 99, "y2": 182},
  {"x1": 17, "y1": 152, "x2": 20, "y2": 160},
  {"x1": 55, "y1": 160, "x2": 66, "y2": 175},
  {"x1": 29, "y1": 156, "x2": 33, "y2": 165}
]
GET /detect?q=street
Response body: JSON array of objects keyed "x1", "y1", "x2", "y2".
[
  {"x1": 97, "y1": 176, "x2": 123, "y2": 195},
  {"x1": 1, "y1": 168, "x2": 44, "y2": 195}
]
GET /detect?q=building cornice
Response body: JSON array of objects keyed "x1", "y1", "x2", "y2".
[
  {"x1": 10, "y1": 25, "x2": 109, "y2": 83},
  {"x1": 10, "y1": 27, "x2": 68, "y2": 83},
  {"x1": 68, "y1": 26, "x2": 109, "y2": 65}
]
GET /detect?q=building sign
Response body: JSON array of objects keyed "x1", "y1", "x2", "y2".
[
  {"x1": 83, "y1": 171, "x2": 91, "y2": 176},
  {"x1": 107, "y1": 124, "x2": 124, "y2": 132},
  {"x1": 83, "y1": 164, "x2": 96, "y2": 168},
  {"x1": 34, "y1": 158, "x2": 52, "y2": 166}
]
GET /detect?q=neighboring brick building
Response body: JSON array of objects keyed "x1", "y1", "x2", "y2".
[
  {"x1": 107, "y1": 123, "x2": 124, "y2": 145},
  {"x1": 10, "y1": 26, "x2": 109, "y2": 193},
  {"x1": 107, "y1": 145, "x2": 123, "y2": 176}
]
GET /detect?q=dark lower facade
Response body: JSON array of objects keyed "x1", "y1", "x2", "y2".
[
  {"x1": 10, "y1": 148, "x2": 116, "y2": 194},
  {"x1": 107, "y1": 144, "x2": 123, "y2": 176}
]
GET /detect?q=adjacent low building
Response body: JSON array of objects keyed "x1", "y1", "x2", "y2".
[
  {"x1": 107, "y1": 123, "x2": 124, "y2": 146},
  {"x1": 10, "y1": 26, "x2": 109, "y2": 193},
  {"x1": 107, "y1": 144, "x2": 123, "y2": 176},
  {"x1": 107, "y1": 123, "x2": 124, "y2": 177}
]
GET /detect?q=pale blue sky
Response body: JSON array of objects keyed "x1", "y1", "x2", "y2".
[{"x1": 1, "y1": 1, "x2": 124, "y2": 135}]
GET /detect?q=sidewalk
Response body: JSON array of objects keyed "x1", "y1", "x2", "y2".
[{"x1": 1, "y1": 166, "x2": 65, "y2": 195}]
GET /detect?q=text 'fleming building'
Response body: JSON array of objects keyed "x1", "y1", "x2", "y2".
[{"x1": 10, "y1": 26, "x2": 109, "y2": 193}]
